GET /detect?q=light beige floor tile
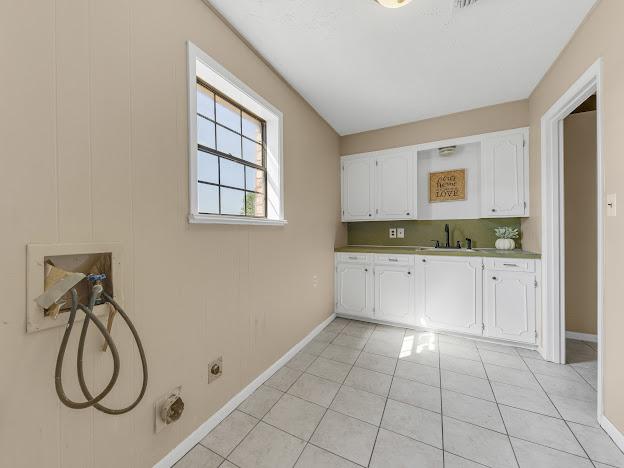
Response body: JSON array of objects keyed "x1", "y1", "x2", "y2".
[
  {"x1": 515, "y1": 347, "x2": 543, "y2": 360},
  {"x1": 389, "y1": 377, "x2": 441, "y2": 413},
  {"x1": 219, "y1": 461, "x2": 238, "y2": 468},
  {"x1": 476, "y1": 341, "x2": 520, "y2": 356},
  {"x1": 479, "y1": 349, "x2": 527, "y2": 370},
  {"x1": 310, "y1": 410, "x2": 378, "y2": 466},
  {"x1": 306, "y1": 357, "x2": 351, "y2": 383},
  {"x1": 342, "y1": 321, "x2": 375, "y2": 339},
  {"x1": 363, "y1": 337, "x2": 403, "y2": 358},
  {"x1": 320, "y1": 343, "x2": 361, "y2": 365},
  {"x1": 440, "y1": 355, "x2": 487, "y2": 379},
  {"x1": 333, "y1": 333, "x2": 368, "y2": 351},
  {"x1": 381, "y1": 399, "x2": 442, "y2": 448},
  {"x1": 286, "y1": 352, "x2": 317, "y2": 372},
  {"x1": 500, "y1": 405, "x2": 584, "y2": 456},
  {"x1": 324, "y1": 318, "x2": 350, "y2": 333},
  {"x1": 228, "y1": 422, "x2": 305, "y2": 468},
  {"x1": 443, "y1": 452, "x2": 488, "y2": 467},
  {"x1": 263, "y1": 394, "x2": 325, "y2": 441},
  {"x1": 535, "y1": 373, "x2": 596, "y2": 402},
  {"x1": 395, "y1": 360, "x2": 440, "y2": 387},
  {"x1": 510, "y1": 437, "x2": 592, "y2": 468},
  {"x1": 344, "y1": 366, "x2": 392, "y2": 396},
  {"x1": 369, "y1": 428, "x2": 443, "y2": 468},
  {"x1": 302, "y1": 339, "x2": 330, "y2": 356},
  {"x1": 491, "y1": 381, "x2": 559, "y2": 417},
  {"x1": 571, "y1": 365, "x2": 597, "y2": 389},
  {"x1": 443, "y1": 417, "x2": 517, "y2": 468},
  {"x1": 294, "y1": 444, "x2": 361, "y2": 468},
  {"x1": 438, "y1": 342, "x2": 481, "y2": 361},
  {"x1": 442, "y1": 389, "x2": 505, "y2": 433},
  {"x1": 549, "y1": 394, "x2": 599, "y2": 427},
  {"x1": 569, "y1": 422, "x2": 624, "y2": 467},
  {"x1": 441, "y1": 370, "x2": 494, "y2": 401},
  {"x1": 330, "y1": 384, "x2": 386, "y2": 425},
  {"x1": 399, "y1": 348, "x2": 440, "y2": 368},
  {"x1": 484, "y1": 363, "x2": 541, "y2": 390},
  {"x1": 237, "y1": 385, "x2": 283, "y2": 419},
  {"x1": 316, "y1": 330, "x2": 340, "y2": 343},
  {"x1": 354, "y1": 351, "x2": 397, "y2": 375},
  {"x1": 288, "y1": 373, "x2": 341, "y2": 407},
  {"x1": 524, "y1": 358, "x2": 585, "y2": 381},
  {"x1": 265, "y1": 366, "x2": 304, "y2": 392},
  {"x1": 200, "y1": 410, "x2": 258, "y2": 458},
  {"x1": 174, "y1": 445, "x2": 223, "y2": 468},
  {"x1": 437, "y1": 334, "x2": 477, "y2": 348}
]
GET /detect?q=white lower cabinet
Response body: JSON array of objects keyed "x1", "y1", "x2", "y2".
[
  {"x1": 483, "y1": 268, "x2": 537, "y2": 344},
  {"x1": 374, "y1": 263, "x2": 415, "y2": 325},
  {"x1": 417, "y1": 256, "x2": 484, "y2": 336},
  {"x1": 335, "y1": 253, "x2": 538, "y2": 346},
  {"x1": 335, "y1": 262, "x2": 373, "y2": 318}
]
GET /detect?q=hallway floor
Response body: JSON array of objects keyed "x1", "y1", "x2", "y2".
[{"x1": 175, "y1": 318, "x2": 622, "y2": 468}]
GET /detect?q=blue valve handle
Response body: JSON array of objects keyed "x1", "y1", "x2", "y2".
[{"x1": 87, "y1": 274, "x2": 107, "y2": 282}]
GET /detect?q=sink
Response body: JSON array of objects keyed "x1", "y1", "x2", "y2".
[{"x1": 417, "y1": 247, "x2": 476, "y2": 252}]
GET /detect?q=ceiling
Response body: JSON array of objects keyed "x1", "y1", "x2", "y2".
[{"x1": 207, "y1": 0, "x2": 598, "y2": 135}]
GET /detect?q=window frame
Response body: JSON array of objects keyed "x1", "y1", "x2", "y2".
[{"x1": 187, "y1": 41, "x2": 286, "y2": 225}]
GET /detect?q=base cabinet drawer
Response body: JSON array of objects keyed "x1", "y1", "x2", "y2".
[{"x1": 483, "y1": 269, "x2": 537, "y2": 344}]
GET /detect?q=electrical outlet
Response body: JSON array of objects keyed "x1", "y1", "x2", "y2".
[
  {"x1": 397, "y1": 228, "x2": 405, "y2": 239},
  {"x1": 154, "y1": 386, "x2": 183, "y2": 433},
  {"x1": 208, "y1": 357, "x2": 223, "y2": 383},
  {"x1": 389, "y1": 228, "x2": 397, "y2": 239}
]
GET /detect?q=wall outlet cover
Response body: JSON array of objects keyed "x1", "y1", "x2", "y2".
[
  {"x1": 208, "y1": 357, "x2": 223, "y2": 384},
  {"x1": 397, "y1": 228, "x2": 405, "y2": 238},
  {"x1": 154, "y1": 386, "x2": 182, "y2": 433},
  {"x1": 389, "y1": 228, "x2": 397, "y2": 239}
]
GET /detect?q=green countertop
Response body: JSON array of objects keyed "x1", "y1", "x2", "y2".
[{"x1": 335, "y1": 245, "x2": 541, "y2": 259}]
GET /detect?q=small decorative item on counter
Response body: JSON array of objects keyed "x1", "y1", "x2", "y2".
[{"x1": 494, "y1": 227, "x2": 519, "y2": 250}]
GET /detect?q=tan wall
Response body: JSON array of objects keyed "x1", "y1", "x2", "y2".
[
  {"x1": 564, "y1": 111, "x2": 597, "y2": 335},
  {"x1": 340, "y1": 100, "x2": 529, "y2": 155},
  {"x1": 0, "y1": 1, "x2": 344, "y2": 467},
  {"x1": 524, "y1": 0, "x2": 624, "y2": 432}
]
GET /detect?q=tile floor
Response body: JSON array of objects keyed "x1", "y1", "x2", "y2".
[{"x1": 174, "y1": 319, "x2": 623, "y2": 468}]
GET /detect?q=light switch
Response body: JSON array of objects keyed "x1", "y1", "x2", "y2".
[
  {"x1": 607, "y1": 193, "x2": 617, "y2": 217},
  {"x1": 397, "y1": 228, "x2": 405, "y2": 239},
  {"x1": 389, "y1": 228, "x2": 397, "y2": 239}
]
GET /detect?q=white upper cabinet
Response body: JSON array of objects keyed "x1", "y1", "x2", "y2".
[
  {"x1": 375, "y1": 152, "x2": 415, "y2": 219},
  {"x1": 481, "y1": 129, "x2": 529, "y2": 217},
  {"x1": 483, "y1": 267, "x2": 537, "y2": 344},
  {"x1": 342, "y1": 156, "x2": 375, "y2": 221},
  {"x1": 419, "y1": 256, "x2": 483, "y2": 336}
]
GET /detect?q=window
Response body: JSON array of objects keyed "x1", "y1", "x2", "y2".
[{"x1": 187, "y1": 42, "x2": 285, "y2": 225}]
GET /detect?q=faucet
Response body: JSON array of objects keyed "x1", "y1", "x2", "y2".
[{"x1": 444, "y1": 224, "x2": 451, "y2": 248}]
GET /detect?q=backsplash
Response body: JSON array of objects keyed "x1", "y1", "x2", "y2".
[{"x1": 347, "y1": 218, "x2": 522, "y2": 249}]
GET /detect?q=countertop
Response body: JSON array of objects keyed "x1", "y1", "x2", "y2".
[{"x1": 334, "y1": 245, "x2": 541, "y2": 259}]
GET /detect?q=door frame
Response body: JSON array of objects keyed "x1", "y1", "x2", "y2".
[{"x1": 540, "y1": 59, "x2": 604, "y2": 416}]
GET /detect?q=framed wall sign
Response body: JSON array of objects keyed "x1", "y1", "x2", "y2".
[{"x1": 429, "y1": 169, "x2": 466, "y2": 202}]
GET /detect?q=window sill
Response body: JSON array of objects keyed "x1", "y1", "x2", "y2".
[{"x1": 188, "y1": 213, "x2": 288, "y2": 226}]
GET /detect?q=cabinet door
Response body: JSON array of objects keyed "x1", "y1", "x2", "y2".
[
  {"x1": 481, "y1": 130, "x2": 528, "y2": 217},
  {"x1": 421, "y1": 256, "x2": 483, "y2": 335},
  {"x1": 374, "y1": 265, "x2": 415, "y2": 325},
  {"x1": 483, "y1": 270, "x2": 536, "y2": 343},
  {"x1": 342, "y1": 157, "x2": 374, "y2": 221},
  {"x1": 376, "y1": 152, "x2": 415, "y2": 219},
  {"x1": 335, "y1": 263, "x2": 372, "y2": 318}
]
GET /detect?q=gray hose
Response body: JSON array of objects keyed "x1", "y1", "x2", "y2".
[{"x1": 54, "y1": 286, "x2": 148, "y2": 415}]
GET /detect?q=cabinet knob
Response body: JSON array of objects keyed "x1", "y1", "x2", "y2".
[
  {"x1": 408, "y1": 271, "x2": 412, "y2": 275},
  {"x1": 492, "y1": 276, "x2": 497, "y2": 280},
  {"x1": 364, "y1": 268, "x2": 368, "y2": 272},
  {"x1": 422, "y1": 259, "x2": 426, "y2": 263},
  {"x1": 406, "y1": 212, "x2": 410, "y2": 216},
  {"x1": 368, "y1": 213, "x2": 372, "y2": 217},
  {"x1": 491, "y1": 208, "x2": 496, "y2": 212}
]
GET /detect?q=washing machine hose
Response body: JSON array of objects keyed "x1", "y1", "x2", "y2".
[{"x1": 54, "y1": 285, "x2": 148, "y2": 414}]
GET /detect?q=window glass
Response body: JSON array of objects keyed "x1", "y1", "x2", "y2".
[
  {"x1": 197, "y1": 117, "x2": 215, "y2": 149},
  {"x1": 245, "y1": 192, "x2": 265, "y2": 217},
  {"x1": 215, "y1": 95, "x2": 241, "y2": 131},
  {"x1": 198, "y1": 151, "x2": 218, "y2": 184},
  {"x1": 242, "y1": 112, "x2": 262, "y2": 142},
  {"x1": 220, "y1": 187, "x2": 245, "y2": 215},
  {"x1": 197, "y1": 84, "x2": 215, "y2": 119},
  {"x1": 198, "y1": 183, "x2": 219, "y2": 214},
  {"x1": 219, "y1": 158, "x2": 245, "y2": 189},
  {"x1": 216, "y1": 125, "x2": 242, "y2": 158},
  {"x1": 245, "y1": 167, "x2": 264, "y2": 193},
  {"x1": 242, "y1": 139, "x2": 263, "y2": 165}
]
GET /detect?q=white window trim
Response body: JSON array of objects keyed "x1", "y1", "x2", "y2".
[{"x1": 187, "y1": 41, "x2": 286, "y2": 225}]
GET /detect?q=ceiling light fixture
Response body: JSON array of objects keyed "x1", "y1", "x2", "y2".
[{"x1": 376, "y1": 0, "x2": 413, "y2": 9}]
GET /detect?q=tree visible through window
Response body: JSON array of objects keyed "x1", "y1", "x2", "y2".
[{"x1": 195, "y1": 79, "x2": 267, "y2": 218}]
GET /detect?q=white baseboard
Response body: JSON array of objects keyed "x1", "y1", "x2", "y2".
[
  {"x1": 599, "y1": 414, "x2": 624, "y2": 452},
  {"x1": 566, "y1": 331, "x2": 598, "y2": 343},
  {"x1": 153, "y1": 313, "x2": 336, "y2": 468}
]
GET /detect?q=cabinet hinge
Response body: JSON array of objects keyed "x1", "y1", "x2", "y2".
[
  {"x1": 375, "y1": 208, "x2": 379, "y2": 214},
  {"x1": 524, "y1": 201, "x2": 527, "y2": 209},
  {"x1": 481, "y1": 264, "x2": 485, "y2": 270},
  {"x1": 523, "y1": 139, "x2": 526, "y2": 148},
  {"x1": 482, "y1": 323, "x2": 485, "y2": 332},
  {"x1": 341, "y1": 165, "x2": 344, "y2": 171},
  {"x1": 534, "y1": 279, "x2": 538, "y2": 288},
  {"x1": 535, "y1": 330, "x2": 538, "y2": 339},
  {"x1": 375, "y1": 160, "x2": 378, "y2": 166}
]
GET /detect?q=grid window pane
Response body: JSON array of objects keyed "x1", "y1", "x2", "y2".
[
  {"x1": 220, "y1": 158, "x2": 245, "y2": 189},
  {"x1": 198, "y1": 151, "x2": 218, "y2": 184},
  {"x1": 198, "y1": 183, "x2": 219, "y2": 214},
  {"x1": 242, "y1": 138, "x2": 263, "y2": 165},
  {"x1": 197, "y1": 117, "x2": 215, "y2": 149},
  {"x1": 197, "y1": 84, "x2": 215, "y2": 119},
  {"x1": 216, "y1": 95, "x2": 241, "y2": 131},
  {"x1": 220, "y1": 187, "x2": 245, "y2": 215},
  {"x1": 245, "y1": 192, "x2": 265, "y2": 217},
  {"x1": 242, "y1": 112, "x2": 262, "y2": 142},
  {"x1": 216, "y1": 125, "x2": 242, "y2": 158},
  {"x1": 245, "y1": 167, "x2": 265, "y2": 193}
]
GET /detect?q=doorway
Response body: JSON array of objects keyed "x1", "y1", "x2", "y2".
[{"x1": 540, "y1": 59, "x2": 604, "y2": 418}]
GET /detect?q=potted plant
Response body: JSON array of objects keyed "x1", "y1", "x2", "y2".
[{"x1": 494, "y1": 227, "x2": 519, "y2": 250}]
